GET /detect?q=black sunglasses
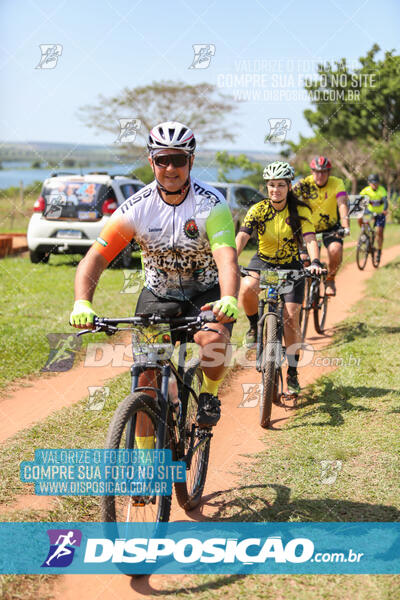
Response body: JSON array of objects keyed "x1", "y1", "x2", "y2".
[{"x1": 153, "y1": 154, "x2": 189, "y2": 168}]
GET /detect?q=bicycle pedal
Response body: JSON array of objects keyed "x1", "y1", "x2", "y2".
[{"x1": 196, "y1": 427, "x2": 213, "y2": 437}]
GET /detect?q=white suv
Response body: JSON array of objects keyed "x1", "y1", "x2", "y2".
[{"x1": 27, "y1": 172, "x2": 144, "y2": 266}]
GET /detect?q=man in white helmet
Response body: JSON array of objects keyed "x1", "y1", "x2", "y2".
[{"x1": 70, "y1": 121, "x2": 240, "y2": 430}]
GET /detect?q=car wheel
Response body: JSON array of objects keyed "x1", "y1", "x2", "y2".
[{"x1": 29, "y1": 250, "x2": 50, "y2": 264}]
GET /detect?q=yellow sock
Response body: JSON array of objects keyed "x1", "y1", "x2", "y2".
[
  {"x1": 135, "y1": 435, "x2": 155, "y2": 450},
  {"x1": 201, "y1": 373, "x2": 223, "y2": 396}
]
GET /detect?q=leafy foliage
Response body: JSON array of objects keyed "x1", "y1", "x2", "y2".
[
  {"x1": 285, "y1": 45, "x2": 400, "y2": 195},
  {"x1": 215, "y1": 151, "x2": 265, "y2": 191},
  {"x1": 78, "y1": 80, "x2": 239, "y2": 150}
]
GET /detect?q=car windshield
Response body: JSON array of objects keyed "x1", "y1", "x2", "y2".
[
  {"x1": 43, "y1": 181, "x2": 103, "y2": 207},
  {"x1": 42, "y1": 180, "x2": 105, "y2": 220},
  {"x1": 120, "y1": 183, "x2": 143, "y2": 199}
]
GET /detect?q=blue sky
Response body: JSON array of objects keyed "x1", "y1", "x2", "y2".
[{"x1": 1, "y1": 0, "x2": 399, "y2": 152}]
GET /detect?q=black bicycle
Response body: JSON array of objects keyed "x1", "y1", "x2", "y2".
[
  {"x1": 299, "y1": 227, "x2": 347, "y2": 340},
  {"x1": 78, "y1": 312, "x2": 217, "y2": 524},
  {"x1": 299, "y1": 266, "x2": 328, "y2": 341},
  {"x1": 356, "y1": 213, "x2": 380, "y2": 270},
  {"x1": 242, "y1": 267, "x2": 308, "y2": 428}
]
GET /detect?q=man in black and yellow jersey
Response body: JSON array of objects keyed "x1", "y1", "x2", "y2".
[{"x1": 293, "y1": 156, "x2": 350, "y2": 296}]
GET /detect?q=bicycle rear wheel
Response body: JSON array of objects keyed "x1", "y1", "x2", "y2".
[
  {"x1": 313, "y1": 277, "x2": 328, "y2": 334},
  {"x1": 101, "y1": 392, "x2": 172, "y2": 524},
  {"x1": 174, "y1": 363, "x2": 211, "y2": 510},
  {"x1": 260, "y1": 313, "x2": 279, "y2": 428},
  {"x1": 299, "y1": 277, "x2": 311, "y2": 343},
  {"x1": 356, "y1": 235, "x2": 369, "y2": 270},
  {"x1": 371, "y1": 232, "x2": 380, "y2": 268}
]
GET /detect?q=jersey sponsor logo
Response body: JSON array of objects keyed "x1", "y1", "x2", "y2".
[
  {"x1": 193, "y1": 183, "x2": 220, "y2": 203},
  {"x1": 96, "y1": 237, "x2": 108, "y2": 247},
  {"x1": 148, "y1": 228, "x2": 162, "y2": 232},
  {"x1": 120, "y1": 187, "x2": 152, "y2": 214},
  {"x1": 183, "y1": 219, "x2": 199, "y2": 239}
]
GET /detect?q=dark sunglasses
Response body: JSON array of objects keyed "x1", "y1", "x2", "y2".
[{"x1": 153, "y1": 154, "x2": 189, "y2": 168}]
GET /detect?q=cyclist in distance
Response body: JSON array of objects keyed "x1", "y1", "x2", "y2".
[
  {"x1": 236, "y1": 160, "x2": 323, "y2": 396},
  {"x1": 293, "y1": 156, "x2": 350, "y2": 297},
  {"x1": 70, "y1": 121, "x2": 240, "y2": 433},
  {"x1": 358, "y1": 174, "x2": 388, "y2": 263}
]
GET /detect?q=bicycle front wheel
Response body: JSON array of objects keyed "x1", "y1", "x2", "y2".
[
  {"x1": 101, "y1": 392, "x2": 172, "y2": 524},
  {"x1": 313, "y1": 277, "x2": 328, "y2": 334},
  {"x1": 260, "y1": 313, "x2": 279, "y2": 428},
  {"x1": 356, "y1": 235, "x2": 369, "y2": 270},
  {"x1": 299, "y1": 277, "x2": 311, "y2": 343},
  {"x1": 174, "y1": 364, "x2": 211, "y2": 511}
]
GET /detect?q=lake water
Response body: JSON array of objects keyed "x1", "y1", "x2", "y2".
[{"x1": 0, "y1": 162, "x2": 241, "y2": 189}]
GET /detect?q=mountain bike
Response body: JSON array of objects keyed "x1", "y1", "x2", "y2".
[
  {"x1": 242, "y1": 267, "x2": 308, "y2": 428},
  {"x1": 77, "y1": 311, "x2": 217, "y2": 524},
  {"x1": 299, "y1": 269, "x2": 327, "y2": 342},
  {"x1": 299, "y1": 227, "x2": 346, "y2": 340},
  {"x1": 356, "y1": 214, "x2": 380, "y2": 270}
]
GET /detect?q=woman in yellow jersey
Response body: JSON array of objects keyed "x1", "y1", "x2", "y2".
[{"x1": 236, "y1": 161, "x2": 322, "y2": 395}]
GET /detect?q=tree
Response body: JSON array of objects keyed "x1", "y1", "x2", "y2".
[
  {"x1": 215, "y1": 151, "x2": 265, "y2": 191},
  {"x1": 285, "y1": 135, "x2": 372, "y2": 193},
  {"x1": 78, "y1": 80, "x2": 239, "y2": 150},
  {"x1": 303, "y1": 45, "x2": 400, "y2": 143},
  {"x1": 285, "y1": 45, "x2": 400, "y2": 194}
]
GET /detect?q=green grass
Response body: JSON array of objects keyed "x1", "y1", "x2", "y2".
[
  {"x1": 0, "y1": 253, "x2": 143, "y2": 391},
  {"x1": 0, "y1": 183, "x2": 42, "y2": 233},
  {"x1": 1, "y1": 255, "x2": 399, "y2": 599}
]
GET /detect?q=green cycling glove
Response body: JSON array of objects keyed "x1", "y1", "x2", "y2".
[
  {"x1": 70, "y1": 300, "x2": 97, "y2": 326},
  {"x1": 209, "y1": 296, "x2": 238, "y2": 320}
]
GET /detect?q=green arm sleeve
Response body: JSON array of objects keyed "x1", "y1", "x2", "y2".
[{"x1": 206, "y1": 202, "x2": 236, "y2": 251}]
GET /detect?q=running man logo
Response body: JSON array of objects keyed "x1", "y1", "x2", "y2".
[
  {"x1": 35, "y1": 44, "x2": 63, "y2": 69},
  {"x1": 188, "y1": 44, "x2": 216, "y2": 69},
  {"x1": 42, "y1": 334, "x2": 82, "y2": 372},
  {"x1": 115, "y1": 119, "x2": 141, "y2": 144},
  {"x1": 320, "y1": 460, "x2": 342, "y2": 484},
  {"x1": 41, "y1": 529, "x2": 82, "y2": 568},
  {"x1": 265, "y1": 119, "x2": 291, "y2": 144},
  {"x1": 43, "y1": 190, "x2": 67, "y2": 219},
  {"x1": 121, "y1": 269, "x2": 143, "y2": 294},
  {"x1": 87, "y1": 386, "x2": 110, "y2": 411},
  {"x1": 239, "y1": 383, "x2": 262, "y2": 407}
]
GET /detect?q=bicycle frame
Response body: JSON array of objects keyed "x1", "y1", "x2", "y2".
[
  {"x1": 129, "y1": 335, "x2": 210, "y2": 471},
  {"x1": 256, "y1": 286, "x2": 285, "y2": 374},
  {"x1": 78, "y1": 314, "x2": 213, "y2": 471}
]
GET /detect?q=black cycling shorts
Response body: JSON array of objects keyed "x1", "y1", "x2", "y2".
[
  {"x1": 135, "y1": 285, "x2": 234, "y2": 343},
  {"x1": 322, "y1": 223, "x2": 343, "y2": 248},
  {"x1": 246, "y1": 254, "x2": 305, "y2": 305}
]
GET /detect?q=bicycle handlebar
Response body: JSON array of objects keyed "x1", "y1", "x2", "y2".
[
  {"x1": 239, "y1": 265, "x2": 325, "y2": 280},
  {"x1": 76, "y1": 311, "x2": 217, "y2": 337}
]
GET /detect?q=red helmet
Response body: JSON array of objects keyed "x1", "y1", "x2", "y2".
[{"x1": 310, "y1": 156, "x2": 332, "y2": 171}]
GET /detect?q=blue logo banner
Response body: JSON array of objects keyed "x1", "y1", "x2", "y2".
[{"x1": 0, "y1": 522, "x2": 399, "y2": 574}]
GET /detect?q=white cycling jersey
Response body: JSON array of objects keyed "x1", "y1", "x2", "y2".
[{"x1": 94, "y1": 177, "x2": 236, "y2": 300}]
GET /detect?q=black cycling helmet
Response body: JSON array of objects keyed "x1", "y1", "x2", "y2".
[{"x1": 368, "y1": 174, "x2": 380, "y2": 184}]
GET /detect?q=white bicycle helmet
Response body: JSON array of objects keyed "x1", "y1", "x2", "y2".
[
  {"x1": 263, "y1": 160, "x2": 295, "y2": 181},
  {"x1": 147, "y1": 121, "x2": 196, "y2": 154}
]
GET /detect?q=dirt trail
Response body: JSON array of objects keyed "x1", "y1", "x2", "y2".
[{"x1": 3, "y1": 245, "x2": 400, "y2": 599}]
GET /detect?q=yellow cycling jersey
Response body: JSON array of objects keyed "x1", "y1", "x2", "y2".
[
  {"x1": 294, "y1": 175, "x2": 347, "y2": 233},
  {"x1": 359, "y1": 185, "x2": 387, "y2": 215},
  {"x1": 240, "y1": 199, "x2": 315, "y2": 265}
]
